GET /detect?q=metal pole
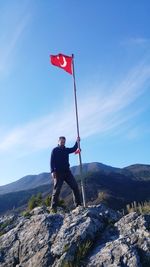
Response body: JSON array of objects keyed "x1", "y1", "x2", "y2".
[{"x1": 71, "y1": 54, "x2": 86, "y2": 207}]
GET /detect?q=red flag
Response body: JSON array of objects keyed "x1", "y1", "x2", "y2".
[
  {"x1": 50, "y1": 54, "x2": 73, "y2": 74},
  {"x1": 75, "y1": 148, "x2": 81, "y2": 154}
]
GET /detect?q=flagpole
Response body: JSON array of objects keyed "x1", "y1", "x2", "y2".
[{"x1": 71, "y1": 54, "x2": 86, "y2": 208}]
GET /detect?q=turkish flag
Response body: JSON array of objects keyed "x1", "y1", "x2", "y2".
[{"x1": 50, "y1": 54, "x2": 73, "y2": 74}]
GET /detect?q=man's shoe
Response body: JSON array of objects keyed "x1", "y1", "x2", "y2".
[{"x1": 76, "y1": 204, "x2": 82, "y2": 208}]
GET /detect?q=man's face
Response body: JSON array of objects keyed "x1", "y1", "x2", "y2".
[{"x1": 58, "y1": 138, "x2": 66, "y2": 147}]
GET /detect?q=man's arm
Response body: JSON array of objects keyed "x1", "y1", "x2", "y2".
[
  {"x1": 67, "y1": 142, "x2": 78, "y2": 153},
  {"x1": 67, "y1": 137, "x2": 80, "y2": 154}
]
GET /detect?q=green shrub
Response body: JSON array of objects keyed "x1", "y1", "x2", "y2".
[
  {"x1": 28, "y1": 195, "x2": 37, "y2": 211},
  {"x1": 126, "y1": 201, "x2": 150, "y2": 215},
  {"x1": 36, "y1": 192, "x2": 42, "y2": 206},
  {"x1": 28, "y1": 193, "x2": 43, "y2": 211},
  {"x1": 75, "y1": 240, "x2": 93, "y2": 265},
  {"x1": 98, "y1": 191, "x2": 109, "y2": 202},
  {"x1": 21, "y1": 210, "x2": 31, "y2": 218},
  {"x1": 61, "y1": 240, "x2": 93, "y2": 267},
  {"x1": 44, "y1": 195, "x2": 51, "y2": 207}
]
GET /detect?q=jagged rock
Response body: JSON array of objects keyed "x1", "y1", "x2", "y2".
[
  {"x1": 0, "y1": 212, "x2": 64, "y2": 267},
  {"x1": 87, "y1": 212, "x2": 150, "y2": 267},
  {"x1": 51, "y1": 206, "x2": 104, "y2": 266},
  {"x1": 0, "y1": 214, "x2": 20, "y2": 236},
  {"x1": 0, "y1": 205, "x2": 149, "y2": 267},
  {"x1": 87, "y1": 240, "x2": 141, "y2": 267},
  {"x1": 115, "y1": 212, "x2": 150, "y2": 266}
]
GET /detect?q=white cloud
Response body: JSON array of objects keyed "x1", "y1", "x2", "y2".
[
  {"x1": 126, "y1": 127, "x2": 141, "y2": 140},
  {"x1": 121, "y1": 37, "x2": 150, "y2": 46},
  {"x1": 0, "y1": 3, "x2": 30, "y2": 76},
  {"x1": 0, "y1": 61, "x2": 150, "y2": 156}
]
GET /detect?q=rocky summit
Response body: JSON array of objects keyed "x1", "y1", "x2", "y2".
[{"x1": 0, "y1": 205, "x2": 149, "y2": 267}]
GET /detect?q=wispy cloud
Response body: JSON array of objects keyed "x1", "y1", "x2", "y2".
[
  {"x1": 121, "y1": 37, "x2": 150, "y2": 46},
  {"x1": 126, "y1": 127, "x2": 141, "y2": 140},
  {"x1": 0, "y1": 3, "x2": 30, "y2": 76},
  {"x1": 0, "y1": 61, "x2": 150, "y2": 156}
]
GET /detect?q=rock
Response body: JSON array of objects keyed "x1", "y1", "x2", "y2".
[
  {"x1": 0, "y1": 214, "x2": 20, "y2": 236},
  {"x1": 30, "y1": 206, "x2": 49, "y2": 216},
  {"x1": 87, "y1": 240, "x2": 141, "y2": 267},
  {"x1": 115, "y1": 212, "x2": 150, "y2": 266},
  {"x1": 0, "y1": 212, "x2": 64, "y2": 267},
  {"x1": 87, "y1": 212, "x2": 150, "y2": 267},
  {"x1": 0, "y1": 204, "x2": 149, "y2": 267},
  {"x1": 51, "y1": 205, "x2": 105, "y2": 266}
]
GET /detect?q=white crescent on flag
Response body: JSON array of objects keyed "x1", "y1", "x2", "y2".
[{"x1": 57, "y1": 56, "x2": 67, "y2": 67}]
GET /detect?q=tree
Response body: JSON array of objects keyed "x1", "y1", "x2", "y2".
[
  {"x1": 28, "y1": 193, "x2": 43, "y2": 211},
  {"x1": 28, "y1": 195, "x2": 37, "y2": 211},
  {"x1": 36, "y1": 192, "x2": 42, "y2": 206},
  {"x1": 44, "y1": 195, "x2": 51, "y2": 207}
]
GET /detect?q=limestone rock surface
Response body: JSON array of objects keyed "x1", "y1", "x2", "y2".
[{"x1": 0, "y1": 205, "x2": 149, "y2": 267}]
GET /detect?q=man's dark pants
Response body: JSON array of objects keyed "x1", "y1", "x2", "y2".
[{"x1": 51, "y1": 170, "x2": 81, "y2": 209}]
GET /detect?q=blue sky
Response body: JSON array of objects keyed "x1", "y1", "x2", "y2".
[{"x1": 0, "y1": 0, "x2": 150, "y2": 185}]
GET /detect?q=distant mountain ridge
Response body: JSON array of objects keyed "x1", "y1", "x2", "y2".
[
  {"x1": 0, "y1": 162, "x2": 150, "y2": 195},
  {"x1": 0, "y1": 162, "x2": 150, "y2": 214},
  {"x1": 0, "y1": 173, "x2": 51, "y2": 195},
  {"x1": 124, "y1": 164, "x2": 150, "y2": 180}
]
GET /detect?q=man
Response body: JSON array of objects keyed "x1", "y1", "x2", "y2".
[{"x1": 50, "y1": 136, "x2": 81, "y2": 212}]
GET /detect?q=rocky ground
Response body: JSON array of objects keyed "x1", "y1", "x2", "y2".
[{"x1": 0, "y1": 204, "x2": 149, "y2": 267}]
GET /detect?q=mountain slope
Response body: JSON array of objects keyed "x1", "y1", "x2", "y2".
[
  {"x1": 0, "y1": 162, "x2": 150, "y2": 214},
  {"x1": 0, "y1": 184, "x2": 51, "y2": 214},
  {"x1": 0, "y1": 173, "x2": 51, "y2": 195},
  {"x1": 0, "y1": 169, "x2": 150, "y2": 214},
  {"x1": 124, "y1": 164, "x2": 150, "y2": 181},
  {"x1": 0, "y1": 162, "x2": 116, "y2": 195},
  {"x1": 1, "y1": 162, "x2": 150, "y2": 195}
]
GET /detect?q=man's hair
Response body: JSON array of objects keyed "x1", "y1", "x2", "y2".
[{"x1": 59, "y1": 136, "x2": 66, "y2": 140}]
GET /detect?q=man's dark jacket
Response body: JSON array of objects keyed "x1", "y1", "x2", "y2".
[{"x1": 50, "y1": 142, "x2": 78, "y2": 173}]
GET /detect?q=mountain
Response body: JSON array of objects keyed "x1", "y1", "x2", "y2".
[
  {"x1": 124, "y1": 164, "x2": 150, "y2": 180},
  {"x1": 0, "y1": 162, "x2": 118, "y2": 195},
  {"x1": 1, "y1": 162, "x2": 150, "y2": 195},
  {"x1": 0, "y1": 162, "x2": 150, "y2": 214},
  {"x1": 71, "y1": 162, "x2": 122, "y2": 176},
  {"x1": 0, "y1": 184, "x2": 51, "y2": 214},
  {"x1": 0, "y1": 172, "x2": 51, "y2": 195},
  {"x1": 0, "y1": 205, "x2": 149, "y2": 266},
  {"x1": 82, "y1": 170, "x2": 150, "y2": 209}
]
